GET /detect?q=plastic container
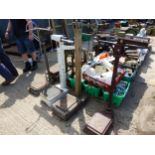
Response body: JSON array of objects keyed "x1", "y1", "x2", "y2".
[
  {"x1": 83, "y1": 83, "x2": 101, "y2": 97},
  {"x1": 126, "y1": 28, "x2": 139, "y2": 36},
  {"x1": 99, "y1": 52, "x2": 109, "y2": 60},
  {"x1": 70, "y1": 77, "x2": 75, "y2": 88},
  {"x1": 82, "y1": 34, "x2": 92, "y2": 42},
  {"x1": 123, "y1": 69, "x2": 137, "y2": 82},
  {"x1": 120, "y1": 21, "x2": 128, "y2": 27},
  {"x1": 102, "y1": 81, "x2": 131, "y2": 107},
  {"x1": 68, "y1": 77, "x2": 85, "y2": 89}
]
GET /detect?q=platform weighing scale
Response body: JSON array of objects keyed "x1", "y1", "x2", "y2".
[
  {"x1": 84, "y1": 35, "x2": 150, "y2": 135},
  {"x1": 41, "y1": 35, "x2": 74, "y2": 107},
  {"x1": 27, "y1": 27, "x2": 60, "y2": 96},
  {"x1": 41, "y1": 24, "x2": 88, "y2": 120}
]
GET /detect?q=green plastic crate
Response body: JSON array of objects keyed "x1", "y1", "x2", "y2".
[
  {"x1": 82, "y1": 34, "x2": 92, "y2": 42},
  {"x1": 123, "y1": 69, "x2": 137, "y2": 82},
  {"x1": 83, "y1": 83, "x2": 91, "y2": 94},
  {"x1": 83, "y1": 83, "x2": 100, "y2": 97},
  {"x1": 93, "y1": 86, "x2": 101, "y2": 97},
  {"x1": 70, "y1": 77, "x2": 75, "y2": 88},
  {"x1": 102, "y1": 81, "x2": 131, "y2": 107},
  {"x1": 120, "y1": 21, "x2": 128, "y2": 27},
  {"x1": 126, "y1": 28, "x2": 139, "y2": 36},
  {"x1": 68, "y1": 77, "x2": 85, "y2": 89}
]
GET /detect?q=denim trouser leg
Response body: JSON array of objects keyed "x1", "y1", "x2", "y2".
[
  {"x1": 0, "y1": 64, "x2": 13, "y2": 81},
  {"x1": 0, "y1": 42, "x2": 18, "y2": 76}
]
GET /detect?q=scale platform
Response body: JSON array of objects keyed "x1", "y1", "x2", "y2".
[
  {"x1": 84, "y1": 112, "x2": 112, "y2": 135},
  {"x1": 41, "y1": 85, "x2": 68, "y2": 107},
  {"x1": 28, "y1": 76, "x2": 49, "y2": 96},
  {"x1": 52, "y1": 94, "x2": 88, "y2": 121},
  {"x1": 28, "y1": 64, "x2": 59, "y2": 96}
]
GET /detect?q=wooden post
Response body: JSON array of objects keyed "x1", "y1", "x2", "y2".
[
  {"x1": 108, "y1": 54, "x2": 120, "y2": 113},
  {"x1": 73, "y1": 22, "x2": 82, "y2": 97},
  {"x1": 63, "y1": 19, "x2": 69, "y2": 38},
  {"x1": 108, "y1": 40, "x2": 124, "y2": 116},
  {"x1": 50, "y1": 19, "x2": 56, "y2": 33}
]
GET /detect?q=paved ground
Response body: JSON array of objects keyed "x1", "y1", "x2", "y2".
[{"x1": 0, "y1": 37, "x2": 155, "y2": 135}]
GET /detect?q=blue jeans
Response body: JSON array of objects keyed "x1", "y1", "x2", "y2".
[
  {"x1": 16, "y1": 38, "x2": 36, "y2": 54},
  {"x1": 0, "y1": 39, "x2": 18, "y2": 81},
  {"x1": 0, "y1": 64, "x2": 13, "y2": 81}
]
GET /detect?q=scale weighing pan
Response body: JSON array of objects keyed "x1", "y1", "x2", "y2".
[
  {"x1": 84, "y1": 112, "x2": 112, "y2": 135},
  {"x1": 41, "y1": 86, "x2": 68, "y2": 107},
  {"x1": 52, "y1": 94, "x2": 87, "y2": 121}
]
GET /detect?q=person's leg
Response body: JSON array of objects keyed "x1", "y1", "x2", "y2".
[
  {"x1": 31, "y1": 51, "x2": 38, "y2": 71},
  {"x1": 0, "y1": 64, "x2": 14, "y2": 85},
  {"x1": 31, "y1": 51, "x2": 37, "y2": 61},
  {"x1": 16, "y1": 39, "x2": 31, "y2": 73},
  {"x1": 24, "y1": 39, "x2": 38, "y2": 71},
  {"x1": 22, "y1": 53, "x2": 29, "y2": 62},
  {"x1": 0, "y1": 41, "x2": 18, "y2": 77}
]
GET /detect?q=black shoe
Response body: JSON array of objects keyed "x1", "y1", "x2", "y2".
[
  {"x1": 23, "y1": 61, "x2": 32, "y2": 73},
  {"x1": 13, "y1": 72, "x2": 19, "y2": 77},
  {"x1": 31, "y1": 61, "x2": 38, "y2": 71},
  {"x1": 1, "y1": 76, "x2": 16, "y2": 86},
  {"x1": 1, "y1": 80, "x2": 13, "y2": 86}
]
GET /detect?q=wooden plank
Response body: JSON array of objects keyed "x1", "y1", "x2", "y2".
[
  {"x1": 63, "y1": 19, "x2": 69, "y2": 38},
  {"x1": 50, "y1": 20, "x2": 73, "y2": 38},
  {"x1": 73, "y1": 22, "x2": 82, "y2": 97},
  {"x1": 50, "y1": 20, "x2": 56, "y2": 33}
]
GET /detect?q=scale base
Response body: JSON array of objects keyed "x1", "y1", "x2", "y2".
[
  {"x1": 84, "y1": 112, "x2": 112, "y2": 135},
  {"x1": 52, "y1": 94, "x2": 88, "y2": 121},
  {"x1": 28, "y1": 82, "x2": 49, "y2": 96},
  {"x1": 41, "y1": 86, "x2": 68, "y2": 107},
  {"x1": 28, "y1": 64, "x2": 59, "y2": 97}
]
